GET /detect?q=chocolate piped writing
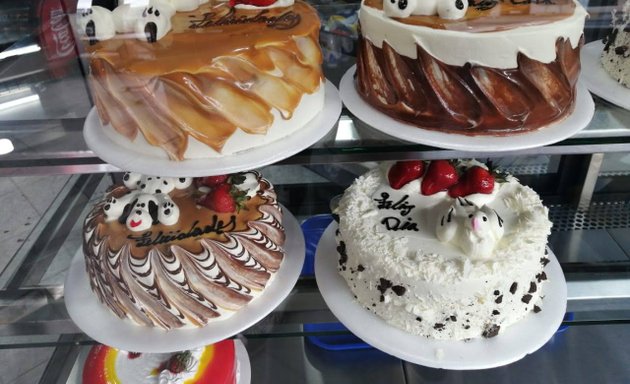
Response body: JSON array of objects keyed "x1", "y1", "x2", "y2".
[
  {"x1": 189, "y1": 8, "x2": 301, "y2": 30},
  {"x1": 127, "y1": 217, "x2": 237, "y2": 247},
  {"x1": 374, "y1": 192, "x2": 420, "y2": 231}
]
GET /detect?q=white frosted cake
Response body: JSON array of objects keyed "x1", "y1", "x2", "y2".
[
  {"x1": 334, "y1": 160, "x2": 553, "y2": 340},
  {"x1": 602, "y1": 0, "x2": 630, "y2": 88}
]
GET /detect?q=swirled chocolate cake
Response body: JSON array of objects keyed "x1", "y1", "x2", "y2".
[{"x1": 82, "y1": 171, "x2": 284, "y2": 330}]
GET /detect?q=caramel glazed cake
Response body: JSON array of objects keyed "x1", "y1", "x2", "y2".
[
  {"x1": 83, "y1": 172, "x2": 285, "y2": 330},
  {"x1": 602, "y1": 0, "x2": 630, "y2": 88},
  {"x1": 75, "y1": 0, "x2": 324, "y2": 160},
  {"x1": 356, "y1": 0, "x2": 588, "y2": 135},
  {"x1": 334, "y1": 160, "x2": 553, "y2": 339}
]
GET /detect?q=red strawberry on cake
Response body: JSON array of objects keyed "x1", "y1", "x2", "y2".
[
  {"x1": 388, "y1": 160, "x2": 425, "y2": 189},
  {"x1": 448, "y1": 166, "x2": 495, "y2": 197},
  {"x1": 421, "y1": 160, "x2": 459, "y2": 195}
]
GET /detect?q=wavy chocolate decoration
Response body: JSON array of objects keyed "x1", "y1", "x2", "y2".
[
  {"x1": 87, "y1": 1, "x2": 323, "y2": 160},
  {"x1": 83, "y1": 175, "x2": 285, "y2": 330},
  {"x1": 356, "y1": 36, "x2": 583, "y2": 135}
]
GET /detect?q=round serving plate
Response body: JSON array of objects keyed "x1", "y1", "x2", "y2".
[
  {"x1": 315, "y1": 223, "x2": 567, "y2": 370},
  {"x1": 340, "y1": 65, "x2": 594, "y2": 152},
  {"x1": 84, "y1": 81, "x2": 342, "y2": 177},
  {"x1": 580, "y1": 40, "x2": 630, "y2": 110},
  {"x1": 65, "y1": 206, "x2": 305, "y2": 353}
]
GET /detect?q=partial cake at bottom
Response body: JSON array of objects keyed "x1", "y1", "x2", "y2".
[
  {"x1": 82, "y1": 340, "x2": 236, "y2": 384},
  {"x1": 334, "y1": 160, "x2": 553, "y2": 340}
]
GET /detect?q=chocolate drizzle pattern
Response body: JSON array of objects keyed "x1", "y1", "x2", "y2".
[
  {"x1": 87, "y1": 1, "x2": 323, "y2": 160},
  {"x1": 356, "y1": 36, "x2": 582, "y2": 135},
  {"x1": 83, "y1": 174, "x2": 285, "y2": 330}
]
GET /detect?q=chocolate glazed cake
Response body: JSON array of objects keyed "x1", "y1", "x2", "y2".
[
  {"x1": 76, "y1": 0, "x2": 324, "y2": 160},
  {"x1": 83, "y1": 172, "x2": 285, "y2": 330},
  {"x1": 356, "y1": 0, "x2": 588, "y2": 135}
]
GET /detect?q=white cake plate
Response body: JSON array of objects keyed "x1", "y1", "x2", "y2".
[
  {"x1": 84, "y1": 80, "x2": 342, "y2": 177},
  {"x1": 315, "y1": 223, "x2": 567, "y2": 370},
  {"x1": 340, "y1": 65, "x2": 594, "y2": 152},
  {"x1": 64, "y1": 206, "x2": 305, "y2": 353},
  {"x1": 580, "y1": 40, "x2": 630, "y2": 110},
  {"x1": 65, "y1": 339, "x2": 251, "y2": 384}
]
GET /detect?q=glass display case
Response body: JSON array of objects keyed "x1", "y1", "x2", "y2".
[{"x1": 0, "y1": 0, "x2": 629, "y2": 383}]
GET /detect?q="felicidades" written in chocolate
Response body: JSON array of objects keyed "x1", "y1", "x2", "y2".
[
  {"x1": 188, "y1": 8, "x2": 301, "y2": 30},
  {"x1": 127, "y1": 216, "x2": 237, "y2": 247}
]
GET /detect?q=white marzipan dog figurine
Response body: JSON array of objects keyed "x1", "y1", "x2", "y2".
[{"x1": 436, "y1": 198, "x2": 505, "y2": 259}]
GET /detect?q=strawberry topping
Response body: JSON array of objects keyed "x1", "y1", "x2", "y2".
[
  {"x1": 448, "y1": 166, "x2": 495, "y2": 197},
  {"x1": 198, "y1": 183, "x2": 236, "y2": 213},
  {"x1": 387, "y1": 160, "x2": 425, "y2": 190},
  {"x1": 197, "y1": 175, "x2": 229, "y2": 188},
  {"x1": 420, "y1": 160, "x2": 459, "y2": 195}
]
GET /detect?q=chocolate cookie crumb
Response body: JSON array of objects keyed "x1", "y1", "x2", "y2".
[
  {"x1": 529, "y1": 282, "x2": 537, "y2": 293},
  {"x1": 533, "y1": 305, "x2": 542, "y2": 313},
  {"x1": 495, "y1": 295, "x2": 503, "y2": 304},
  {"x1": 377, "y1": 278, "x2": 393, "y2": 294},
  {"x1": 493, "y1": 290, "x2": 500, "y2": 296},
  {"x1": 482, "y1": 324, "x2": 500, "y2": 338},
  {"x1": 392, "y1": 285, "x2": 406, "y2": 296},
  {"x1": 522, "y1": 294, "x2": 533, "y2": 304},
  {"x1": 510, "y1": 282, "x2": 518, "y2": 294},
  {"x1": 492, "y1": 310, "x2": 500, "y2": 315},
  {"x1": 337, "y1": 241, "x2": 347, "y2": 266}
]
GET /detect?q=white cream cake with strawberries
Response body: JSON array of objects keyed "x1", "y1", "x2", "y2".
[{"x1": 334, "y1": 160, "x2": 553, "y2": 340}]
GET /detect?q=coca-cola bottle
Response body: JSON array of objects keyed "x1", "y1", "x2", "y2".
[{"x1": 37, "y1": 0, "x2": 78, "y2": 79}]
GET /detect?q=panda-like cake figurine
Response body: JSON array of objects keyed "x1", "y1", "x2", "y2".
[
  {"x1": 436, "y1": 199, "x2": 505, "y2": 259},
  {"x1": 76, "y1": 6, "x2": 116, "y2": 45},
  {"x1": 384, "y1": 0, "x2": 468, "y2": 20}
]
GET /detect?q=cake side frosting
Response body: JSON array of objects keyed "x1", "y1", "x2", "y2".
[
  {"x1": 601, "y1": 0, "x2": 630, "y2": 88},
  {"x1": 335, "y1": 161, "x2": 553, "y2": 340},
  {"x1": 83, "y1": 171, "x2": 285, "y2": 330},
  {"x1": 360, "y1": 0, "x2": 587, "y2": 68},
  {"x1": 77, "y1": 0, "x2": 324, "y2": 160}
]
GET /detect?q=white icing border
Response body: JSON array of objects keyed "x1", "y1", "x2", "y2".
[{"x1": 359, "y1": 0, "x2": 588, "y2": 68}]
